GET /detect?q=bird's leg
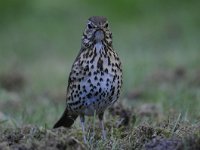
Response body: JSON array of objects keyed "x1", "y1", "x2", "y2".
[
  {"x1": 80, "y1": 115, "x2": 87, "y2": 144},
  {"x1": 98, "y1": 113, "x2": 107, "y2": 140}
]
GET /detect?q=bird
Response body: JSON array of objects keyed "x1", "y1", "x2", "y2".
[{"x1": 53, "y1": 16, "x2": 123, "y2": 143}]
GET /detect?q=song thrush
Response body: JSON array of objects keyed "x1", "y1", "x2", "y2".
[{"x1": 53, "y1": 16, "x2": 123, "y2": 143}]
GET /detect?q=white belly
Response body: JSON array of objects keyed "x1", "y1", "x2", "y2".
[{"x1": 79, "y1": 72, "x2": 118, "y2": 115}]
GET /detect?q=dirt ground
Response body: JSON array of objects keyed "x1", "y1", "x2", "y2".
[{"x1": 1, "y1": 103, "x2": 200, "y2": 150}]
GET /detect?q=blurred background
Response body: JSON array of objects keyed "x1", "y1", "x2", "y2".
[{"x1": 0, "y1": 0, "x2": 200, "y2": 127}]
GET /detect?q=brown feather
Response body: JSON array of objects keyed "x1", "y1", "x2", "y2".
[{"x1": 53, "y1": 108, "x2": 78, "y2": 128}]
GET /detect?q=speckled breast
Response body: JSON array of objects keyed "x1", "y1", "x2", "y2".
[{"x1": 67, "y1": 44, "x2": 122, "y2": 116}]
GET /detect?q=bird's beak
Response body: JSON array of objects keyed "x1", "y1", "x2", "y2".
[{"x1": 95, "y1": 30, "x2": 104, "y2": 42}]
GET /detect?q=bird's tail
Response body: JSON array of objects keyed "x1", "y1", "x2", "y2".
[{"x1": 53, "y1": 108, "x2": 78, "y2": 128}]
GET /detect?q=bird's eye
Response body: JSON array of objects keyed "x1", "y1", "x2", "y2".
[
  {"x1": 104, "y1": 23, "x2": 108, "y2": 28},
  {"x1": 87, "y1": 23, "x2": 93, "y2": 29}
]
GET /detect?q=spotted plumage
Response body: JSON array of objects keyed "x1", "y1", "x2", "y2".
[{"x1": 53, "y1": 16, "x2": 122, "y2": 143}]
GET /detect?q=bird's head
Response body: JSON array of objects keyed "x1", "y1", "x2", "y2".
[{"x1": 82, "y1": 16, "x2": 112, "y2": 48}]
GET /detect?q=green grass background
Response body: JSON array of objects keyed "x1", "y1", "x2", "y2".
[{"x1": 0, "y1": 0, "x2": 200, "y2": 128}]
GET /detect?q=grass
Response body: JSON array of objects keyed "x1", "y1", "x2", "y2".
[{"x1": 0, "y1": 0, "x2": 200, "y2": 149}]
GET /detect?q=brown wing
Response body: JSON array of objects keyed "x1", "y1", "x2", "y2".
[{"x1": 66, "y1": 48, "x2": 85, "y2": 102}]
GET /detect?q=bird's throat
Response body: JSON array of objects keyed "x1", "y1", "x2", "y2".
[{"x1": 94, "y1": 42, "x2": 104, "y2": 54}]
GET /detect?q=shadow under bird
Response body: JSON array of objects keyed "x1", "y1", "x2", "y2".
[{"x1": 53, "y1": 16, "x2": 123, "y2": 143}]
